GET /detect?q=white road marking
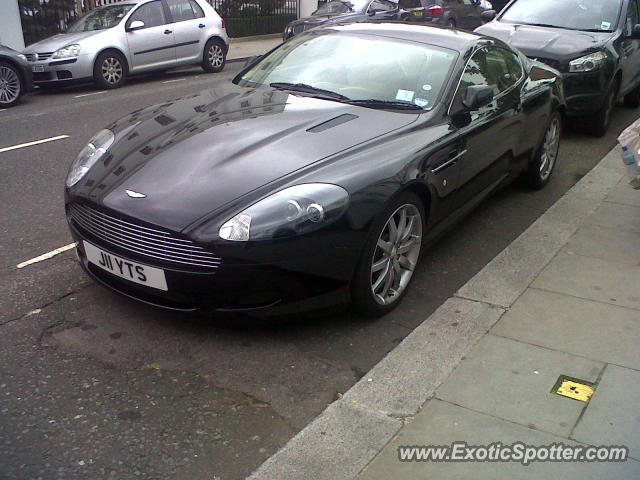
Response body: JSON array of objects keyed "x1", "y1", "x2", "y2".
[
  {"x1": 0, "y1": 109, "x2": 6, "y2": 112},
  {"x1": 0, "y1": 135, "x2": 70, "y2": 154},
  {"x1": 162, "y1": 78, "x2": 186, "y2": 84},
  {"x1": 17, "y1": 243, "x2": 77, "y2": 269},
  {"x1": 74, "y1": 91, "x2": 106, "y2": 98}
]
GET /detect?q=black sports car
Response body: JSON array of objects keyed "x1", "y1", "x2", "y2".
[{"x1": 65, "y1": 23, "x2": 565, "y2": 318}]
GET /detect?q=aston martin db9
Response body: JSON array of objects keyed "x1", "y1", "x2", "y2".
[{"x1": 65, "y1": 23, "x2": 565, "y2": 318}]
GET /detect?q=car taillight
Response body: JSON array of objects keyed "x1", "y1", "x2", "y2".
[{"x1": 427, "y1": 5, "x2": 444, "y2": 14}]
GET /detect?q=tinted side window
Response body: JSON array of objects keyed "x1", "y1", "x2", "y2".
[
  {"x1": 128, "y1": 1, "x2": 167, "y2": 28},
  {"x1": 166, "y1": 0, "x2": 196, "y2": 21},
  {"x1": 189, "y1": 0, "x2": 205, "y2": 18},
  {"x1": 483, "y1": 47, "x2": 519, "y2": 93},
  {"x1": 627, "y1": 0, "x2": 639, "y2": 36}
]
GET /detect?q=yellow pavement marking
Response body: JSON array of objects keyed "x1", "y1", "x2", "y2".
[{"x1": 17, "y1": 243, "x2": 77, "y2": 269}]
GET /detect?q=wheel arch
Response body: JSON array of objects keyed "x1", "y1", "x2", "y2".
[
  {"x1": 94, "y1": 47, "x2": 130, "y2": 73},
  {"x1": 0, "y1": 56, "x2": 25, "y2": 90},
  {"x1": 205, "y1": 35, "x2": 229, "y2": 54}
]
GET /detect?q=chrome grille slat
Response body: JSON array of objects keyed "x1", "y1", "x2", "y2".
[
  {"x1": 71, "y1": 207, "x2": 213, "y2": 257},
  {"x1": 25, "y1": 52, "x2": 54, "y2": 62},
  {"x1": 69, "y1": 203, "x2": 221, "y2": 270},
  {"x1": 73, "y1": 203, "x2": 194, "y2": 242}
]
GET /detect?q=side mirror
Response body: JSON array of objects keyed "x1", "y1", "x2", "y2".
[
  {"x1": 128, "y1": 20, "x2": 145, "y2": 31},
  {"x1": 481, "y1": 9, "x2": 496, "y2": 22},
  {"x1": 629, "y1": 24, "x2": 640, "y2": 39},
  {"x1": 243, "y1": 55, "x2": 262, "y2": 68},
  {"x1": 462, "y1": 85, "x2": 494, "y2": 110}
]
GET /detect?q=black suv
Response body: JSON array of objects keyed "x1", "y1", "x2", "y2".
[{"x1": 477, "y1": 0, "x2": 640, "y2": 136}]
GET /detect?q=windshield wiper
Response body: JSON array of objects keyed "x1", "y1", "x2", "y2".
[
  {"x1": 514, "y1": 22, "x2": 579, "y2": 31},
  {"x1": 347, "y1": 99, "x2": 424, "y2": 111},
  {"x1": 269, "y1": 82, "x2": 350, "y2": 101}
]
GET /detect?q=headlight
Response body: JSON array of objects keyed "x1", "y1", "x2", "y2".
[
  {"x1": 52, "y1": 44, "x2": 81, "y2": 59},
  {"x1": 66, "y1": 129, "x2": 115, "y2": 188},
  {"x1": 569, "y1": 51, "x2": 606, "y2": 73},
  {"x1": 218, "y1": 184, "x2": 349, "y2": 241},
  {"x1": 17, "y1": 53, "x2": 27, "y2": 61}
]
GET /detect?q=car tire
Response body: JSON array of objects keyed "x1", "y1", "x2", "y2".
[
  {"x1": 202, "y1": 38, "x2": 226, "y2": 73},
  {"x1": 524, "y1": 111, "x2": 562, "y2": 190},
  {"x1": 0, "y1": 61, "x2": 23, "y2": 108},
  {"x1": 93, "y1": 51, "x2": 127, "y2": 90},
  {"x1": 624, "y1": 84, "x2": 640, "y2": 108},
  {"x1": 588, "y1": 83, "x2": 617, "y2": 137},
  {"x1": 352, "y1": 191, "x2": 425, "y2": 318}
]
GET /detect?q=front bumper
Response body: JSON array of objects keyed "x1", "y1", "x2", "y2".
[
  {"x1": 561, "y1": 70, "x2": 611, "y2": 117},
  {"x1": 67, "y1": 211, "x2": 355, "y2": 318},
  {"x1": 26, "y1": 54, "x2": 94, "y2": 86}
]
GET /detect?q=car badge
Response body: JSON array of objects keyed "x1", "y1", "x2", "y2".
[
  {"x1": 126, "y1": 190, "x2": 146, "y2": 198},
  {"x1": 33, "y1": 53, "x2": 38, "y2": 62}
]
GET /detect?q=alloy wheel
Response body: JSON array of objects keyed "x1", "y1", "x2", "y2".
[
  {"x1": 370, "y1": 204, "x2": 422, "y2": 306},
  {"x1": 0, "y1": 65, "x2": 20, "y2": 105},
  {"x1": 539, "y1": 116, "x2": 561, "y2": 181},
  {"x1": 101, "y1": 57, "x2": 123, "y2": 85},
  {"x1": 208, "y1": 44, "x2": 224, "y2": 68}
]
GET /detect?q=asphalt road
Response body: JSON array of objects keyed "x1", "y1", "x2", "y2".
[{"x1": 0, "y1": 65, "x2": 637, "y2": 480}]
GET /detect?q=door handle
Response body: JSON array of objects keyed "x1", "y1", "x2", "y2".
[
  {"x1": 164, "y1": 29, "x2": 173, "y2": 35},
  {"x1": 199, "y1": 23, "x2": 206, "y2": 28},
  {"x1": 431, "y1": 150, "x2": 467, "y2": 174}
]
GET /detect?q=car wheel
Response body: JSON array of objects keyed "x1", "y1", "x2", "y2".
[
  {"x1": 202, "y1": 38, "x2": 226, "y2": 73},
  {"x1": 588, "y1": 84, "x2": 617, "y2": 137},
  {"x1": 0, "y1": 61, "x2": 22, "y2": 108},
  {"x1": 624, "y1": 84, "x2": 640, "y2": 109},
  {"x1": 524, "y1": 111, "x2": 562, "y2": 190},
  {"x1": 352, "y1": 191, "x2": 424, "y2": 317},
  {"x1": 93, "y1": 51, "x2": 127, "y2": 89}
]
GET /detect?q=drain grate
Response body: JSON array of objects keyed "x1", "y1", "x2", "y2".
[{"x1": 551, "y1": 376, "x2": 596, "y2": 403}]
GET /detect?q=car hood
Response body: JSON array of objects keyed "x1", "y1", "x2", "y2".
[
  {"x1": 289, "y1": 12, "x2": 361, "y2": 28},
  {"x1": 476, "y1": 22, "x2": 613, "y2": 61},
  {"x1": 71, "y1": 83, "x2": 419, "y2": 232},
  {"x1": 23, "y1": 31, "x2": 103, "y2": 52}
]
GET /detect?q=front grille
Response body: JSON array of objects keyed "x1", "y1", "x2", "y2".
[
  {"x1": 25, "y1": 52, "x2": 54, "y2": 62},
  {"x1": 69, "y1": 203, "x2": 222, "y2": 271},
  {"x1": 530, "y1": 57, "x2": 562, "y2": 71}
]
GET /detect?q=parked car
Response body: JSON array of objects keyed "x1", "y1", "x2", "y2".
[
  {"x1": 65, "y1": 22, "x2": 564, "y2": 318},
  {"x1": 476, "y1": 0, "x2": 640, "y2": 136},
  {"x1": 22, "y1": 0, "x2": 228, "y2": 90},
  {"x1": 418, "y1": 0, "x2": 486, "y2": 29},
  {"x1": 283, "y1": 0, "x2": 400, "y2": 40},
  {"x1": 0, "y1": 45, "x2": 34, "y2": 108}
]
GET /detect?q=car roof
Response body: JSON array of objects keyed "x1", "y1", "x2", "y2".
[{"x1": 325, "y1": 22, "x2": 491, "y2": 51}]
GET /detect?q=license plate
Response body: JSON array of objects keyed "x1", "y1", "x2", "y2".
[
  {"x1": 31, "y1": 65, "x2": 45, "y2": 73},
  {"x1": 84, "y1": 241, "x2": 168, "y2": 291},
  {"x1": 414, "y1": 11, "x2": 423, "y2": 16}
]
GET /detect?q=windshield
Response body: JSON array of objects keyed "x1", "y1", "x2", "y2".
[
  {"x1": 67, "y1": 4, "x2": 134, "y2": 32},
  {"x1": 314, "y1": 1, "x2": 354, "y2": 14},
  {"x1": 501, "y1": 0, "x2": 622, "y2": 32},
  {"x1": 235, "y1": 31, "x2": 457, "y2": 111}
]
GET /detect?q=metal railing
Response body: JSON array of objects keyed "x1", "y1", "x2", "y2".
[{"x1": 19, "y1": 0, "x2": 297, "y2": 46}]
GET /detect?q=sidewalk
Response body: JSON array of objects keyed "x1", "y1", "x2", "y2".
[
  {"x1": 227, "y1": 34, "x2": 282, "y2": 63},
  {"x1": 249, "y1": 147, "x2": 640, "y2": 479}
]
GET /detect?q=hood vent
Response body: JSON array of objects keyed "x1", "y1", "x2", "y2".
[{"x1": 307, "y1": 114, "x2": 359, "y2": 133}]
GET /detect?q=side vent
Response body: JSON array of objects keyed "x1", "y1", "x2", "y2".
[{"x1": 307, "y1": 114, "x2": 359, "y2": 133}]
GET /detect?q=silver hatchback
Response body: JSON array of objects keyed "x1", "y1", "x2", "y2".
[{"x1": 23, "y1": 0, "x2": 229, "y2": 89}]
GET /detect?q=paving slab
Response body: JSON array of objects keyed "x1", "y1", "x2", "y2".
[
  {"x1": 606, "y1": 176, "x2": 640, "y2": 207},
  {"x1": 573, "y1": 365, "x2": 640, "y2": 460},
  {"x1": 343, "y1": 298, "x2": 505, "y2": 416},
  {"x1": 533, "y1": 252, "x2": 640, "y2": 311},
  {"x1": 563, "y1": 224, "x2": 640, "y2": 266},
  {"x1": 247, "y1": 400, "x2": 402, "y2": 480},
  {"x1": 584, "y1": 201, "x2": 640, "y2": 235},
  {"x1": 436, "y1": 335, "x2": 603, "y2": 437},
  {"x1": 492, "y1": 289, "x2": 640, "y2": 370},
  {"x1": 357, "y1": 399, "x2": 640, "y2": 480}
]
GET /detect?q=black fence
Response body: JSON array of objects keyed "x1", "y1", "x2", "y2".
[{"x1": 19, "y1": 0, "x2": 298, "y2": 46}]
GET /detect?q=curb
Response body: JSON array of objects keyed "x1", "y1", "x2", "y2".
[{"x1": 248, "y1": 146, "x2": 625, "y2": 480}]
